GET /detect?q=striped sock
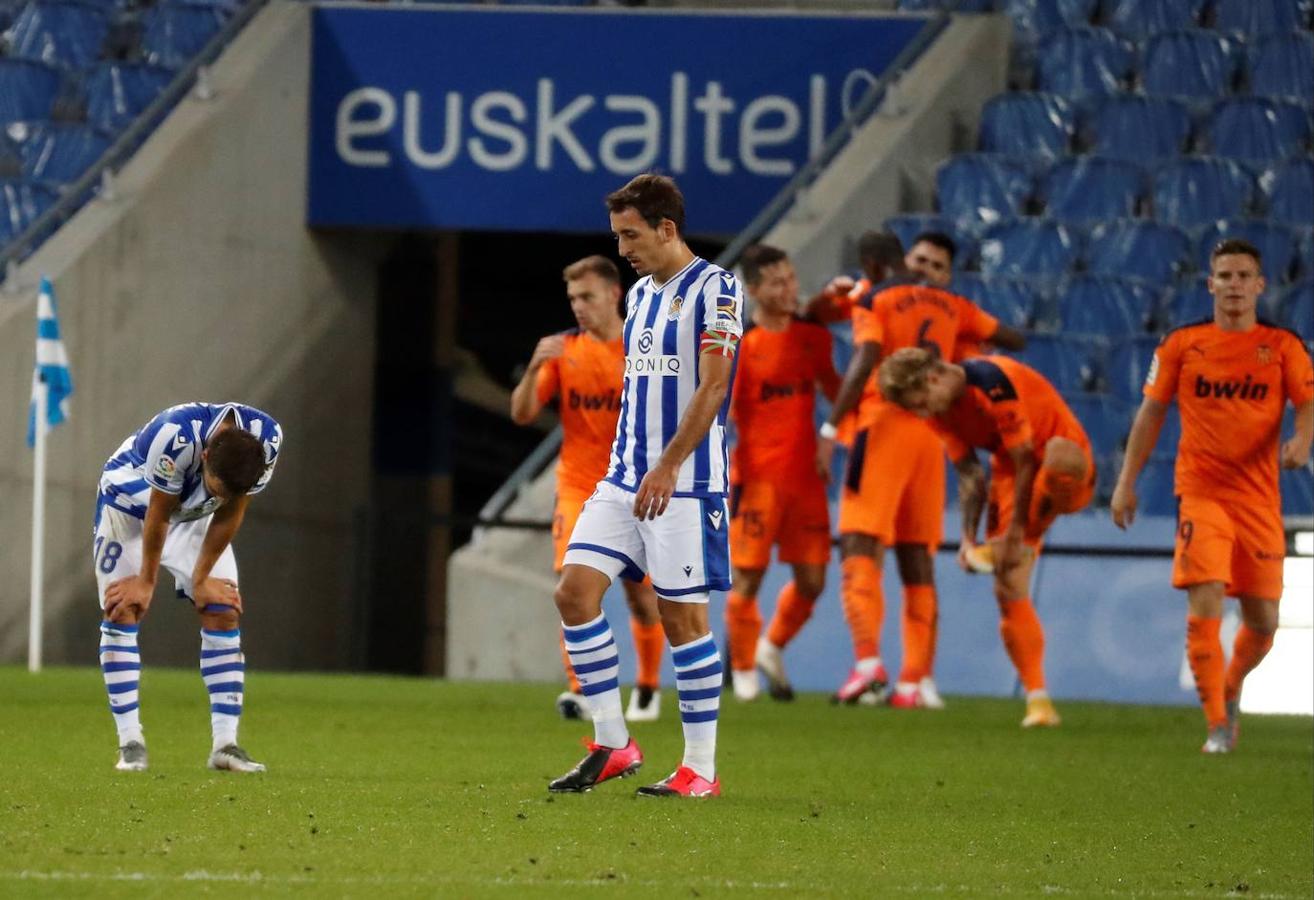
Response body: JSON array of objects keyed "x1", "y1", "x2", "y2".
[
  {"x1": 200, "y1": 628, "x2": 245, "y2": 751},
  {"x1": 99, "y1": 621, "x2": 143, "y2": 746},
  {"x1": 672, "y1": 632, "x2": 722, "y2": 782},
  {"x1": 562, "y1": 614, "x2": 628, "y2": 750}
]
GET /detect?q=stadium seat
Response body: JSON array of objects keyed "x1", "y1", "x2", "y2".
[
  {"x1": 978, "y1": 93, "x2": 1075, "y2": 165},
  {"x1": 1151, "y1": 157, "x2": 1255, "y2": 229},
  {"x1": 5, "y1": 1, "x2": 111, "y2": 69},
  {"x1": 1298, "y1": 229, "x2": 1314, "y2": 281},
  {"x1": 1084, "y1": 219, "x2": 1191, "y2": 287},
  {"x1": 1281, "y1": 466, "x2": 1314, "y2": 516},
  {"x1": 15, "y1": 122, "x2": 111, "y2": 183},
  {"x1": 1017, "y1": 333, "x2": 1102, "y2": 392},
  {"x1": 1279, "y1": 279, "x2": 1313, "y2": 339},
  {"x1": 1005, "y1": 0, "x2": 1097, "y2": 37},
  {"x1": 1260, "y1": 158, "x2": 1314, "y2": 229},
  {"x1": 1101, "y1": 0, "x2": 1205, "y2": 40},
  {"x1": 1158, "y1": 403, "x2": 1182, "y2": 453},
  {"x1": 1141, "y1": 30, "x2": 1237, "y2": 103},
  {"x1": 1138, "y1": 454, "x2": 1178, "y2": 516},
  {"x1": 1058, "y1": 274, "x2": 1158, "y2": 336},
  {"x1": 898, "y1": 0, "x2": 1001, "y2": 9},
  {"x1": 978, "y1": 218, "x2": 1080, "y2": 279},
  {"x1": 1166, "y1": 275, "x2": 1213, "y2": 327},
  {"x1": 141, "y1": 5, "x2": 225, "y2": 70},
  {"x1": 1202, "y1": 98, "x2": 1313, "y2": 169},
  {"x1": 1063, "y1": 392, "x2": 1130, "y2": 456},
  {"x1": 883, "y1": 214, "x2": 974, "y2": 268},
  {"x1": 1248, "y1": 32, "x2": 1314, "y2": 102},
  {"x1": 950, "y1": 273, "x2": 1042, "y2": 330},
  {"x1": 1213, "y1": 0, "x2": 1306, "y2": 41},
  {"x1": 1105, "y1": 334, "x2": 1163, "y2": 402},
  {"x1": 1082, "y1": 93, "x2": 1192, "y2": 163},
  {"x1": 935, "y1": 154, "x2": 1033, "y2": 231},
  {"x1": 1194, "y1": 220, "x2": 1300, "y2": 285},
  {"x1": 84, "y1": 62, "x2": 173, "y2": 133},
  {"x1": 0, "y1": 177, "x2": 57, "y2": 242},
  {"x1": 1038, "y1": 156, "x2": 1144, "y2": 224},
  {"x1": 1034, "y1": 27, "x2": 1132, "y2": 103},
  {"x1": 0, "y1": 58, "x2": 61, "y2": 126}
]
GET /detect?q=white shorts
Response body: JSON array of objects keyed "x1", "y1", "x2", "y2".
[
  {"x1": 562, "y1": 481, "x2": 731, "y2": 603},
  {"x1": 93, "y1": 505, "x2": 238, "y2": 609}
]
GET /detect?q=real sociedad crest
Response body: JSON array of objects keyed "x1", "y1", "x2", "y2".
[{"x1": 668, "y1": 295, "x2": 684, "y2": 320}]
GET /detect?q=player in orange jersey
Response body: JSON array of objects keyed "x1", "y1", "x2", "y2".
[
  {"x1": 816, "y1": 232, "x2": 1025, "y2": 707},
  {"x1": 1111, "y1": 239, "x2": 1313, "y2": 754},
  {"x1": 879, "y1": 348, "x2": 1095, "y2": 727},
  {"x1": 724, "y1": 244, "x2": 841, "y2": 702},
  {"x1": 510, "y1": 255, "x2": 664, "y2": 723}
]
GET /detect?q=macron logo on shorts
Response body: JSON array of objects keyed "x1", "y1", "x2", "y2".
[{"x1": 708, "y1": 509, "x2": 723, "y2": 529}]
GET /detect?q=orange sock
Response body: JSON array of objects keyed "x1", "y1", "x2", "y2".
[
  {"x1": 765, "y1": 581, "x2": 816, "y2": 649},
  {"x1": 725, "y1": 591, "x2": 763, "y2": 671},
  {"x1": 631, "y1": 618, "x2": 665, "y2": 690},
  {"x1": 841, "y1": 555, "x2": 883, "y2": 661},
  {"x1": 1186, "y1": 615, "x2": 1225, "y2": 727},
  {"x1": 1225, "y1": 623, "x2": 1274, "y2": 704},
  {"x1": 559, "y1": 633, "x2": 581, "y2": 693},
  {"x1": 998, "y1": 597, "x2": 1046, "y2": 693},
  {"x1": 899, "y1": 585, "x2": 936, "y2": 684}
]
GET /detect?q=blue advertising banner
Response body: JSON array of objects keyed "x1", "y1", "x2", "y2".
[{"x1": 308, "y1": 6, "x2": 928, "y2": 234}]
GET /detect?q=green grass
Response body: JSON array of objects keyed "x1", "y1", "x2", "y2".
[{"x1": 1, "y1": 667, "x2": 1310, "y2": 898}]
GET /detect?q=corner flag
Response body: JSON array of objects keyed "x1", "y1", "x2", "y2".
[{"x1": 27, "y1": 276, "x2": 72, "y2": 447}]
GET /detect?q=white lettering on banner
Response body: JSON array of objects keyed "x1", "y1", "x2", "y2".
[
  {"x1": 335, "y1": 73, "x2": 843, "y2": 178},
  {"x1": 626, "y1": 355, "x2": 682, "y2": 376}
]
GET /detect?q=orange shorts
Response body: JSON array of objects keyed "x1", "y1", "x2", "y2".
[
  {"x1": 729, "y1": 478, "x2": 832, "y2": 569},
  {"x1": 987, "y1": 447, "x2": 1096, "y2": 545},
  {"x1": 838, "y1": 406, "x2": 944, "y2": 548},
  {"x1": 553, "y1": 485, "x2": 593, "y2": 572},
  {"x1": 1172, "y1": 494, "x2": 1284, "y2": 600}
]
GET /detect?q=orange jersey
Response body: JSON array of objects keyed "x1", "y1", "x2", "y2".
[
  {"x1": 852, "y1": 277, "x2": 999, "y2": 426},
  {"x1": 933, "y1": 355, "x2": 1090, "y2": 471},
  {"x1": 1144, "y1": 320, "x2": 1314, "y2": 505},
  {"x1": 535, "y1": 329, "x2": 624, "y2": 494},
  {"x1": 731, "y1": 318, "x2": 839, "y2": 484}
]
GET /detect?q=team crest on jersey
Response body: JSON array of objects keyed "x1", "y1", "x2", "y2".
[
  {"x1": 1256, "y1": 345, "x2": 1272, "y2": 364},
  {"x1": 154, "y1": 455, "x2": 176, "y2": 480},
  {"x1": 667, "y1": 295, "x2": 684, "y2": 320}
]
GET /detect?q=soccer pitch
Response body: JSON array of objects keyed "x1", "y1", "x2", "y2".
[{"x1": 2, "y1": 667, "x2": 1310, "y2": 898}]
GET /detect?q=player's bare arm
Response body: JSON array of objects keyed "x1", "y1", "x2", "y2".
[
  {"x1": 954, "y1": 453, "x2": 988, "y2": 572},
  {"x1": 633, "y1": 351, "x2": 735, "y2": 520},
  {"x1": 1111, "y1": 396, "x2": 1169, "y2": 529},
  {"x1": 817, "y1": 340, "x2": 881, "y2": 472},
  {"x1": 191, "y1": 493, "x2": 250, "y2": 614},
  {"x1": 103, "y1": 487, "x2": 179, "y2": 624},
  {"x1": 1280, "y1": 399, "x2": 1313, "y2": 470},
  {"x1": 987, "y1": 323, "x2": 1027, "y2": 352},
  {"x1": 509, "y1": 334, "x2": 565, "y2": 425},
  {"x1": 802, "y1": 276, "x2": 854, "y2": 322},
  {"x1": 1000, "y1": 443, "x2": 1037, "y2": 575}
]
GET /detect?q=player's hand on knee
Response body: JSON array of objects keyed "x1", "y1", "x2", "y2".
[
  {"x1": 104, "y1": 575, "x2": 154, "y2": 623},
  {"x1": 193, "y1": 577, "x2": 242, "y2": 614}
]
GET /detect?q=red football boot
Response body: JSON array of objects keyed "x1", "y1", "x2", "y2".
[
  {"x1": 831, "y1": 662, "x2": 889, "y2": 704},
  {"x1": 548, "y1": 738, "x2": 643, "y2": 793},
  {"x1": 635, "y1": 765, "x2": 721, "y2": 798}
]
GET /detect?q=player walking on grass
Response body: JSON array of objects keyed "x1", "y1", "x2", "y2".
[
  {"x1": 548, "y1": 174, "x2": 741, "y2": 798},
  {"x1": 95, "y1": 402, "x2": 281, "y2": 772},
  {"x1": 1111, "y1": 239, "x2": 1313, "y2": 754},
  {"x1": 724, "y1": 244, "x2": 840, "y2": 702},
  {"x1": 510, "y1": 255, "x2": 665, "y2": 723},
  {"x1": 879, "y1": 349, "x2": 1094, "y2": 727},
  {"x1": 816, "y1": 232, "x2": 1024, "y2": 708}
]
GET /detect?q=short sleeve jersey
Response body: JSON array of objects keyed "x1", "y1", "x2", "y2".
[
  {"x1": 535, "y1": 329, "x2": 625, "y2": 495},
  {"x1": 1144, "y1": 320, "x2": 1314, "y2": 504}
]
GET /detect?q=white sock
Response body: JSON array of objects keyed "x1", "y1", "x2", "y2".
[
  {"x1": 856, "y1": 656, "x2": 882, "y2": 676},
  {"x1": 200, "y1": 628, "x2": 244, "y2": 751},
  {"x1": 100, "y1": 621, "x2": 143, "y2": 746},
  {"x1": 562, "y1": 614, "x2": 628, "y2": 750},
  {"x1": 672, "y1": 632, "x2": 721, "y2": 781}
]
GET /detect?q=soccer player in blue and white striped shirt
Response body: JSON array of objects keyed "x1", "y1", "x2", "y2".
[
  {"x1": 549, "y1": 175, "x2": 743, "y2": 798},
  {"x1": 95, "y1": 402, "x2": 281, "y2": 773}
]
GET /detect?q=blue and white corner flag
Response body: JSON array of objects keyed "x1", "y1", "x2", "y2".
[{"x1": 27, "y1": 276, "x2": 73, "y2": 447}]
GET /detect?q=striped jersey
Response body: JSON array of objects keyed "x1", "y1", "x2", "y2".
[
  {"x1": 98, "y1": 402, "x2": 282, "y2": 523},
  {"x1": 604, "y1": 256, "x2": 744, "y2": 497}
]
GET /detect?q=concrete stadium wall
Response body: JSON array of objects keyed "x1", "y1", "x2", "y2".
[{"x1": 0, "y1": 1, "x2": 380, "y2": 670}]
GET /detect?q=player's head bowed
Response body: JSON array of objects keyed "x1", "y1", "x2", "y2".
[{"x1": 203, "y1": 428, "x2": 267, "y2": 498}]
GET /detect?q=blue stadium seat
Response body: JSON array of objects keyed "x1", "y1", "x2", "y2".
[
  {"x1": 6, "y1": 1, "x2": 110, "y2": 69},
  {"x1": 978, "y1": 218, "x2": 1080, "y2": 279},
  {"x1": 0, "y1": 177, "x2": 57, "y2": 242},
  {"x1": 1281, "y1": 466, "x2": 1314, "y2": 516},
  {"x1": 883, "y1": 214, "x2": 973, "y2": 269},
  {"x1": 950, "y1": 273, "x2": 1042, "y2": 330},
  {"x1": 142, "y1": 5, "x2": 225, "y2": 70},
  {"x1": 1248, "y1": 32, "x2": 1314, "y2": 102},
  {"x1": 1101, "y1": 0, "x2": 1205, "y2": 40},
  {"x1": 1261, "y1": 158, "x2": 1314, "y2": 229},
  {"x1": 1084, "y1": 219, "x2": 1191, "y2": 287},
  {"x1": 15, "y1": 122, "x2": 111, "y2": 183},
  {"x1": 84, "y1": 62, "x2": 173, "y2": 132},
  {"x1": 1298, "y1": 229, "x2": 1314, "y2": 281},
  {"x1": 978, "y1": 93, "x2": 1075, "y2": 165},
  {"x1": 1194, "y1": 219, "x2": 1300, "y2": 285},
  {"x1": 1158, "y1": 403, "x2": 1182, "y2": 453},
  {"x1": 1058, "y1": 274, "x2": 1158, "y2": 336},
  {"x1": 1141, "y1": 30, "x2": 1237, "y2": 103},
  {"x1": 1279, "y1": 279, "x2": 1313, "y2": 340},
  {"x1": 0, "y1": 58, "x2": 61, "y2": 126},
  {"x1": 1151, "y1": 157, "x2": 1255, "y2": 229},
  {"x1": 1105, "y1": 334, "x2": 1161, "y2": 402},
  {"x1": 1034, "y1": 27, "x2": 1132, "y2": 103},
  {"x1": 935, "y1": 154, "x2": 1033, "y2": 232},
  {"x1": 1063, "y1": 392, "x2": 1129, "y2": 456},
  {"x1": 1006, "y1": 0, "x2": 1097, "y2": 37},
  {"x1": 1038, "y1": 156, "x2": 1144, "y2": 223},
  {"x1": 1213, "y1": 0, "x2": 1306, "y2": 41},
  {"x1": 1138, "y1": 454, "x2": 1178, "y2": 516},
  {"x1": 1016, "y1": 333, "x2": 1102, "y2": 392},
  {"x1": 1082, "y1": 93, "x2": 1192, "y2": 163},
  {"x1": 1203, "y1": 98, "x2": 1312, "y2": 169},
  {"x1": 1166, "y1": 275, "x2": 1213, "y2": 327}
]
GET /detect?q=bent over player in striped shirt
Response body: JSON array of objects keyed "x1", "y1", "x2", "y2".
[
  {"x1": 549, "y1": 174, "x2": 742, "y2": 798},
  {"x1": 96, "y1": 402, "x2": 281, "y2": 773}
]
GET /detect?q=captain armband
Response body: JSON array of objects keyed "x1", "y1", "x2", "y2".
[{"x1": 700, "y1": 329, "x2": 740, "y2": 358}]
